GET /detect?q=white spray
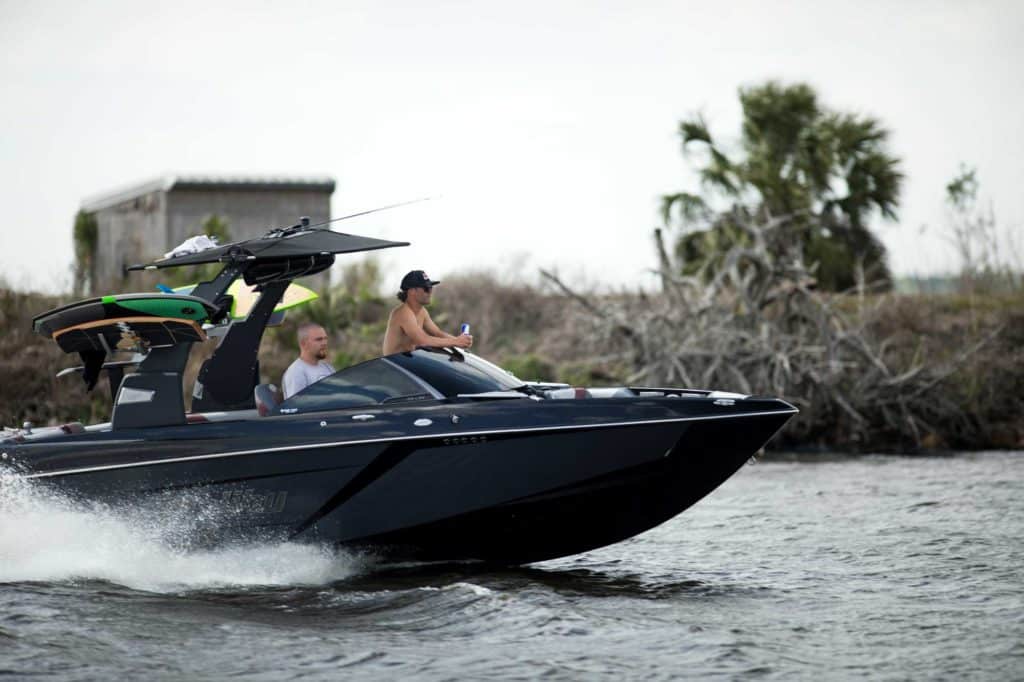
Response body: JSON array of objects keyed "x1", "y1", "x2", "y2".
[{"x1": 0, "y1": 472, "x2": 365, "y2": 593}]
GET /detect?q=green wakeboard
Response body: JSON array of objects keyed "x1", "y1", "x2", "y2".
[{"x1": 34, "y1": 293, "x2": 217, "y2": 341}]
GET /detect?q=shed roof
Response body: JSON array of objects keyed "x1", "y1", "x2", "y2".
[{"x1": 81, "y1": 174, "x2": 336, "y2": 213}]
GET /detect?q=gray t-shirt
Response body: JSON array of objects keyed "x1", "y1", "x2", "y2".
[{"x1": 282, "y1": 358, "x2": 336, "y2": 399}]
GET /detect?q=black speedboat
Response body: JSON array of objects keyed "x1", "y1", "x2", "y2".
[{"x1": 1, "y1": 220, "x2": 797, "y2": 564}]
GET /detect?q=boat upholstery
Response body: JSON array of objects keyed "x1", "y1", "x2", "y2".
[{"x1": 254, "y1": 383, "x2": 282, "y2": 416}]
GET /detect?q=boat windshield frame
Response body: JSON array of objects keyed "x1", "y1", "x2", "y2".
[
  {"x1": 385, "y1": 348, "x2": 526, "y2": 396},
  {"x1": 276, "y1": 348, "x2": 526, "y2": 414}
]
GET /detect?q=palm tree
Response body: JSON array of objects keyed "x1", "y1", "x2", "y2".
[{"x1": 662, "y1": 82, "x2": 903, "y2": 291}]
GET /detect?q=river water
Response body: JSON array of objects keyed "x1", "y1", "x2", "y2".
[{"x1": 1, "y1": 452, "x2": 1021, "y2": 680}]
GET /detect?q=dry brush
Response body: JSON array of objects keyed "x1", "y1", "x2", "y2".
[{"x1": 542, "y1": 212, "x2": 1017, "y2": 451}]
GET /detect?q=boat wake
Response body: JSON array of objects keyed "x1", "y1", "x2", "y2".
[{"x1": 0, "y1": 472, "x2": 365, "y2": 593}]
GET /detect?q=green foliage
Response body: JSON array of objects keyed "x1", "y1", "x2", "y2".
[
  {"x1": 944, "y1": 165, "x2": 1020, "y2": 294},
  {"x1": 193, "y1": 214, "x2": 229, "y2": 244},
  {"x1": 331, "y1": 350, "x2": 359, "y2": 370},
  {"x1": 501, "y1": 354, "x2": 555, "y2": 382},
  {"x1": 663, "y1": 81, "x2": 904, "y2": 291},
  {"x1": 281, "y1": 258, "x2": 390, "y2": 370},
  {"x1": 302, "y1": 257, "x2": 387, "y2": 332},
  {"x1": 659, "y1": 192, "x2": 708, "y2": 225},
  {"x1": 946, "y1": 164, "x2": 978, "y2": 209},
  {"x1": 302, "y1": 287, "x2": 346, "y2": 330},
  {"x1": 339, "y1": 257, "x2": 384, "y2": 300},
  {"x1": 72, "y1": 210, "x2": 98, "y2": 295},
  {"x1": 555, "y1": 362, "x2": 621, "y2": 388}
]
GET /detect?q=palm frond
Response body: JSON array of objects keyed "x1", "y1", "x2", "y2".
[
  {"x1": 679, "y1": 115, "x2": 713, "y2": 148},
  {"x1": 660, "y1": 192, "x2": 709, "y2": 226}
]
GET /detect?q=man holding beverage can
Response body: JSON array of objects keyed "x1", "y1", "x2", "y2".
[{"x1": 382, "y1": 270, "x2": 473, "y2": 355}]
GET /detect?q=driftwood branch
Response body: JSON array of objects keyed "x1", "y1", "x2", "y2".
[{"x1": 542, "y1": 211, "x2": 1003, "y2": 449}]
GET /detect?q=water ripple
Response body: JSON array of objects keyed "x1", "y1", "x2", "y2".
[{"x1": 1, "y1": 452, "x2": 1022, "y2": 679}]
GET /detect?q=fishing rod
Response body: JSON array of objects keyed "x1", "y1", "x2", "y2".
[
  {"x1": 267, "y1": 196, "x2": 436, "y2": 237},
  {"x1": 310, "y1": 196, "x2": 436, "y2": 229}
]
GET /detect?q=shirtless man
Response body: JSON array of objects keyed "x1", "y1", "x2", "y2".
[{"x1": 382, "y1": 270, "x2": 472, "y2": 355}]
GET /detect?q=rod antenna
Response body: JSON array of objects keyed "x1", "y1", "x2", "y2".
[{"x1": 308, "y1": 196, "x2": 436, "y2": 229}]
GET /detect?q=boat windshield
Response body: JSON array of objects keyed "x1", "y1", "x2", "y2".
[
  {"x1": 276, "y1": 349, "x2": 525, "y2": 413},
  {"x1": 386, "y1": 348, "x2": 525, "y2": 396},
  {"x1": 278, "y1": 357, "x2": 436, "y2": 413}
]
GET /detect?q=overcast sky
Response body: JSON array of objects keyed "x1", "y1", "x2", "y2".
[{"x1": 1, "y1": 0, "x2": 1021, "y2": 293}]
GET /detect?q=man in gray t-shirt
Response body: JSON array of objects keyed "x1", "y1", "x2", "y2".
[{"x1": 282, "y1": 322, "x2": 336, "y2": 399}]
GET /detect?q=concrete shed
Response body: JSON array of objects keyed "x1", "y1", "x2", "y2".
[{"x1": 81, "y1": 175, "x2": 335, "y2": 292}]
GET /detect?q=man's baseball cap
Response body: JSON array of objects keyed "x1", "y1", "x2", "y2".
[{"x1": 400, "y1": 270, "x2": 441, "y2": 291}]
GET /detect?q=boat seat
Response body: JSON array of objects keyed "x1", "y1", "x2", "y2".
[{"x1": 254, "y1": 383, "x2": 283, "y2": 416}]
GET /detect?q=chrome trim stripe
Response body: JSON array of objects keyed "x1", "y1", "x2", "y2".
[{"x1": 23, "y1": 408, "x2": 797, "y2": 480}]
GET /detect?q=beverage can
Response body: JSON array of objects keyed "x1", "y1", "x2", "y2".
[{"x1": 460, "y1": 323, "x2": 471, "y2": 335}]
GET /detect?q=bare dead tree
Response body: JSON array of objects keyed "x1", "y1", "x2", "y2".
[{"x1": 542, "y1": 213, "x2": 1001, "y2": 450}]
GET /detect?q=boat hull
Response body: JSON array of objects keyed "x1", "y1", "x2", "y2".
[
  {"x1": 3, "y1": 397, "x2": 795, "y2": 563},
  {"x1": 336, "y1": 410, "x2": 790, "y2": 563}
]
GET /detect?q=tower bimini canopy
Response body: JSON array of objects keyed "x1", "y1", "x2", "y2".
[{"x1": 127, "y1": 224, "x2": 409, "y2": 271}]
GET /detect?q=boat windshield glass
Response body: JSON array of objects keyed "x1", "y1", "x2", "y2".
[
  {"x1": 278, "y1": 358, "x2": 435, "y2": 412},
  {"x1": 386, "y1": 349, "x2": 524, "y2": 396}
]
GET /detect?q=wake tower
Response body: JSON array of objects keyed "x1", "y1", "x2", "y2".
[{"x1": 33, "y1": 219, "x2": 408, "y2": 430}]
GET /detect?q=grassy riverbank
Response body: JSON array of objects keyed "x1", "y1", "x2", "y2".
[{"x1": 2, "y1": 279, "x2": 1020, "y2": 452}]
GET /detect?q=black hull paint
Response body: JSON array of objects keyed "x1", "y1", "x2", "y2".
[
  {"x1": 341, "y1": 410, "x2": 789, "y2": 563},
  {"x1": 3, "y1": 398, "x2": 795, "y2": 563}
]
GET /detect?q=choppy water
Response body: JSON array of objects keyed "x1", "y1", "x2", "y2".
[{"x1": 1, "y1": 452, "x2": 1022, "y2": 680}]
